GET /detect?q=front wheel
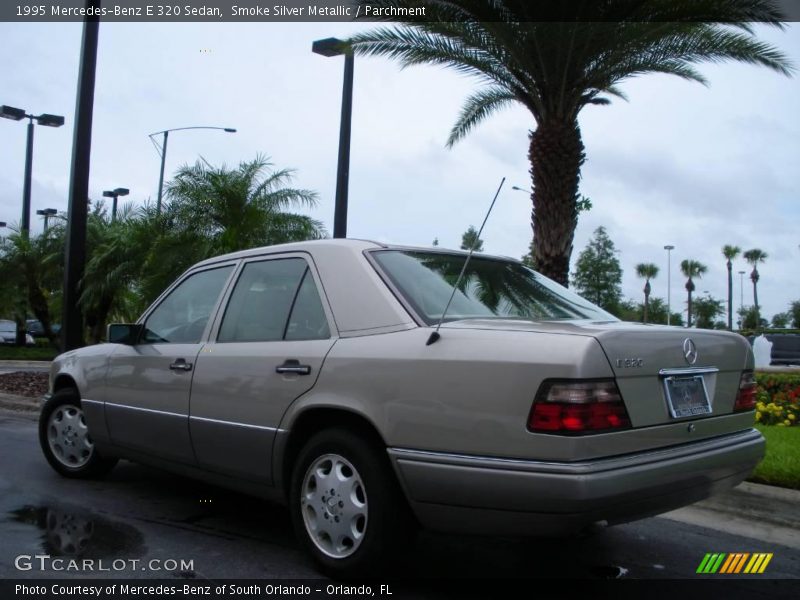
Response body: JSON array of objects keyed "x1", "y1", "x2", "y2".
[
  {"x1": 39, "y1": 389, "x2": 117, "y2": 479},
  {"x1": 289, "y1": 428, "x2": 413, "y2": 578}
]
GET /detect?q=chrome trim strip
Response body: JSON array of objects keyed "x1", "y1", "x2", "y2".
[
  {"x1": 389, "y1": 428, "x2": 763, "y2": 475},
  {"x1": 81, "y1": 398, "x2": 102, "y2": 405},
  {"x1": 104, "y1": 401, "x2": 185, "y2": 419},
  {"x1": 658, "y1": 367, "x2": 719, "y2": 377},
  {"x1": 189, "y1": 414, "x2": 281, "y2": 432}
]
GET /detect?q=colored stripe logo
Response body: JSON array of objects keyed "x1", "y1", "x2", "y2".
[{"x1": 696, "y1": 553, "x2": 773, "y2": 574}]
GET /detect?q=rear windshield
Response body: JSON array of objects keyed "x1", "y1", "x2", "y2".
[{"x1": 371, "y1": 250, "x2": 616, "y2": 325}]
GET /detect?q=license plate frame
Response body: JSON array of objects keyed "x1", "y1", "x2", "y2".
[{"x1": 663, "y1": 374, "x2": 712, "y2": 419}]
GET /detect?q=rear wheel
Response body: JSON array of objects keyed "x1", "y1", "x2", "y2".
[
  {"x1": 39, "y1": 388, "x2": 117, "y2": 479},
  {"x1": 289, "y1": 428, "x2": 413, "y2": 577}
]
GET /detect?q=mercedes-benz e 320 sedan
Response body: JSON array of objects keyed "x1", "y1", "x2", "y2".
[{"x1": 40, "y1": 239, "x2": 763, "y2": 576}]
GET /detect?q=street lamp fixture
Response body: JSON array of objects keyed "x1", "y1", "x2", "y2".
[
  {"x1": 36, "y1": 208, "x2": 58, "y2": 232},
  {"x1": 149, "y1": 126, "x2": 236, "y2": 214},
  {"x1": 1, "y1": 104, "x2": 65, "y2": 237},
  {"x1": 664, "y1": 245, "x2": 675, "y2": 326},
  {"x1": 102, "y1": 187, "x2": 129, "y2": 221},
  {"x1": 313, "y1": 37, "x2": 354, "y2": 239}
]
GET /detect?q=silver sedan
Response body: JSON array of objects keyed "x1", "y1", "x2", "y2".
[{"x1": 39, "y1": 239, "x2": 764, "y2": 577}]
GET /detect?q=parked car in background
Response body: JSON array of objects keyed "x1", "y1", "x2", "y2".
[
  {"x1": 26, "y1": 319, "x2": 61, "y2": 338},
  {"x1": 0, "y1": 319, "x2": 36, "y2": 346},
  {"x1": 39, "y1": 240, "x2": 764, "y2": 577}
]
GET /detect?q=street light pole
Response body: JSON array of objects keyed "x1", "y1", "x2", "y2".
[
  {"x1": 156, "y1": 130, "x2": 168, "y2": 213},
  {"x1": 36, "y1": 208, "x2": 58, "y2": 232},
  {"x1": 62, "y1": 0, "x2": 100, "y2": 352},
  {"x1": 103, "y1": 187, "x2": 129, "y2": 221},
  {"x1": 664, "y1": 245, "x2": 675, "y2": 325},
  {"x1": 1, "y1": 105, "x2": 65, "y2": 238},
  {"x1": 149, "y1": 126, "x2": 236, "y2": 214},
  {"x1": 22, "y1": 119, "x2": 34, "y2": 235},
  {"x1": 312, "y1": 37, "x2": 354, "y2": 239}
]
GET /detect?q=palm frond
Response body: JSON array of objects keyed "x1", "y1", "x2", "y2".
[{"x1": 447, "y1": 86, "x2": 517, "y2": 147}]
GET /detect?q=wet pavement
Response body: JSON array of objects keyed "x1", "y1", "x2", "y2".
[{"x1": 0, "y1": 412, "x2": 798, "y2": 582}]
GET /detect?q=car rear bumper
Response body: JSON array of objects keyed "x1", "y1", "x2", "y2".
[{"x1": 388, "y1": 428, "x2": 765, "y2": 535}]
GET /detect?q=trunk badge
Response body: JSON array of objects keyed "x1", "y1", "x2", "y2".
[{"x1": 683, "y1": 338, "x2": 698, "y2": 365}]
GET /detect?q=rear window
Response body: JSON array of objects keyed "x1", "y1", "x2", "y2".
[{"x1": 371, "y1": 250, "x2": 616, "y2": 325}]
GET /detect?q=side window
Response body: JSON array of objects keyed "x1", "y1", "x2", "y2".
[
  {"x1": 218, "y1": 259, "x2": 306, "y2": 343},
  {"x1": 285, "y1": 270, "x2": 330, "y2": 341},
  {"x1": 142, "y1": 266, "x2": 233, "y2": 344},
  {"x1": 218, "y1": 258, "x2": 331, "y2": 343}
]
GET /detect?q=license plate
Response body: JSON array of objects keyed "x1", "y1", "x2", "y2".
[{"x1": 663, "y1": 375, "x2": 711, "y2": 418}]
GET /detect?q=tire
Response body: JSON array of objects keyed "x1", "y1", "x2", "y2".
[
  {"x1": 289, "y1": 428, "x2": 414, "y2": 578},
  {"x1": 39, "y1": 388, "x2": 117, "y2": 479}
]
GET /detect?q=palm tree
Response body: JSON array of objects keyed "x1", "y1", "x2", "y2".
[
  {"x1": 721, "y1": 245, "x2": 741, "y2": 330},
  {"x1": 349, "y1": 1, "x2": 792, "y2": 286},
  {"x1": 635, "y1": 263, "x2": 659, "y2": 323},
  {"x1": 159, "y1": 156, "x2": 325, "y2": 297},
  {"x1": 743, "y1": 248, "x2": 768, "y2": 328},
  {"x1": 0, "y1": 226, "x2": 63, "y2": 346},
  {"x1": 680, "y1": 259, "x2": 707, "y2": 328}
]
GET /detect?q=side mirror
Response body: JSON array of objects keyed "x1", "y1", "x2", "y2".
[{"x1": 107, "y1": 323, "x2": 143, "y2": 345}]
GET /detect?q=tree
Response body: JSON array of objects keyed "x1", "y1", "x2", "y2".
[
  {"x1": 693, "y1": 295, "x2": 725, "y2": 329},
  {"x1": 460, "y1": 225, "x2": 484, "y2": 252},
  {"x1": 635, "y1": 263, "x2": 659, "y2": 323},
  {"x1": 790, "y1": 301, "x2": 800, "y2": 329},
  {"x1": 572, "y1": 226, "x2": 622, "y2": 313},
  {"x1": 615, "y1": 296, "x2": 682, "y2": 326},
  {"x1": 739, "y1": 306, "x2": 767, "y2": 330},
  {"x1": 680, "y1": 259, "x2": 707, "y2": 328},
  {"x1": 722, "y1": 245, "x2": 741, "y2": 330},
  {"x1": 743, "y1": 248, "x2": 768, "y2": 328},
  {"x1": 0, "y1": 226, "x2": 63, "y2": 346},
  {"x1": 155, "y1": 156, "x2": 325, "y2": 302},
  {"x1": 350, "y1": 1, "x2": 792, "y2": 286},
  {"x1": 771, "y1": 312, "x2": 790, "y2": 329}
]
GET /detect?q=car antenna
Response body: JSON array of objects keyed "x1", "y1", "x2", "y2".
[{"x1": 426, "y1": 176, "x2": 506, "y2": 346}]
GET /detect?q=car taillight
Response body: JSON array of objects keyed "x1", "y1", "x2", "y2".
[
  {"x1": 528, "y1": 379, "x2": 631, "y2": 434},
  {"x1": 734, "y1": 371, "x2": 757, "y2": 412}
]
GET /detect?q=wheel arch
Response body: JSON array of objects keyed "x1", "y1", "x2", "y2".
[
  {"x1": 53, "y1": 374, "x2": 80, "y2": 395},
  {"x1": 277, "y1": 406, "x2": 389, "y2": 498}
]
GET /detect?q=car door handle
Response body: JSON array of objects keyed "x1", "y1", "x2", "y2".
[
  {"x1": 169, "y1": 358, "x2": 193, "y2": 372},
  {"x1": 276, "y1": 359, "x2": 311, "y2": 375}
]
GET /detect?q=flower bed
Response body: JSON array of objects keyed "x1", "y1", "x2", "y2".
[{"x1": 755, "y1": 372, "x2": 800, "y2": 427}]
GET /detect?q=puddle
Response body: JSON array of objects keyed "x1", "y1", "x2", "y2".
[{"x1": 10, "y1": 505, "x2": 146, "y2": 558}]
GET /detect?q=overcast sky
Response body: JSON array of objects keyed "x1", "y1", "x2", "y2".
[{"x1": 1, "y1": 21, "x2": 798, "y2": 323}]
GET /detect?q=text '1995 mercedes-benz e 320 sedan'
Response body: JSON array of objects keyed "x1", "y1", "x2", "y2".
[{"x1": 40, "y1": 239, "x2": 764, "y2": 577}]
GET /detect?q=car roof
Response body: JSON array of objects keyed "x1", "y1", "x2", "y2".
[{"x1": 192, "y1": 238, "x2": 520, "y2": 269}]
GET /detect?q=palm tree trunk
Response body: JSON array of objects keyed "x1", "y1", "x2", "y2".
[
  {"x1": 752, "y1": 278, "x2": 760, "y2": 328},
  {"x1": 726, "y1": 260, "x2": 733, "y2": 330},
  {"x1": 528, "y1": 117, "x2": 585, "y2": 287}
]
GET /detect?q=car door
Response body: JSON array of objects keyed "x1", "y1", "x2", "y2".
[
  {"x1": 104, "y1": 264, "x2": 235, "y2": 464},
  {"x1": 189, "y1": 254, "x2": 336, "y2": 483}
]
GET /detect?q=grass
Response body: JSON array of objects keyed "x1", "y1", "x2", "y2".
[
  {"x1": 0, "y1": 346, "x2": 59, "y2": 361},
  {"x1": 749, "y1": 424, "x2": 800, "y2": 490}
]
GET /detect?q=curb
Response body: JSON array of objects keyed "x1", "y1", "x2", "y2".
[
  {"x1": 692, "y1": 481, "x2": 800, "y2": 530},
  {"x1": 0, "y1": 392, "x2": 42, "y2": 415}
]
